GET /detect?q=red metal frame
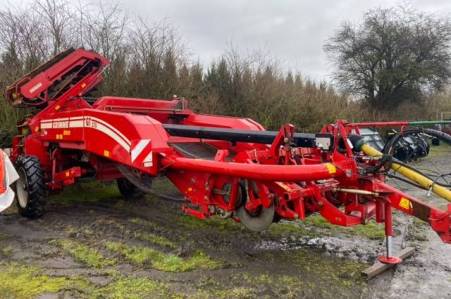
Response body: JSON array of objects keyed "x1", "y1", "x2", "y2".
[{"x1": 5, "y1": 48, "x2": 451, "y2": 264}]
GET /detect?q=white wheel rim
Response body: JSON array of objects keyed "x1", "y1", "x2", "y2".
[{"x1": 16, "y1": 172, "x2": 29, "y2": 209}]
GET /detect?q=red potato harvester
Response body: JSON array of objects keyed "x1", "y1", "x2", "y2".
[{"x1": 4, "y1": 48, "x2": 451, "y2": 265}]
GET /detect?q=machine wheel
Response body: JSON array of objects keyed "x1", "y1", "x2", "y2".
[
  {"x1": 15, "y1": 155, "x2": 46, "y2": 219},
  {"x1": 236, "y1": 203, "x2": 275, "y2": 232},
  {"x1": 117, "y1": 178, "x2": 144, "y2": 200},
  {"x1": 235, "y1": 181, "x2": 275, "y2": 232}
]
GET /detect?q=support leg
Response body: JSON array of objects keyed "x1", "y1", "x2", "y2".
[{"x1": 378, "y1": 201, "x2": 402, "y2": 264}]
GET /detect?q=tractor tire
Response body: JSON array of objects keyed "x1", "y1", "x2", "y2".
[
  {"x1": 15, "y1": 155, "x2": 46, "y2": 219},
  {"x1": 117, "y1": 178, "x2": 144, "y2": 200}
]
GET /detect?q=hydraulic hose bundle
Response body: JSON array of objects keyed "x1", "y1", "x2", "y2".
[{"x1": 352, "y1": 130, "x2": 451, "y2": 202}]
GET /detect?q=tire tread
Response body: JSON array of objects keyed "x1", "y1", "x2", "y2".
[{"x1": 15, "y1": 155, "x2": 46, "y2": 218}]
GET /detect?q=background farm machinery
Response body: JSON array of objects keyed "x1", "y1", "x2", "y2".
[
  {"x1": 359, "y1": 127, "x2": 431, "y2": 162},
  {"x1": 4, "y1": 48, "x2": 451, "y2": 265}
]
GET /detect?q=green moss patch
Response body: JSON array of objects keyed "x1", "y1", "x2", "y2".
[
  {"x1": 0, "y1": 263, "x2": 89, "y2": 298},
  {"x1": 91, "y1": 276, "x2": 175, "y2": 299},
  {"x1": 245, "y1": 250, "x2": 367, "y2": 298},
  {"x1": 0, "y1": 262, "x2": 179, "y2": 299},
  {"x1": 269, "y1": 221, "x2": 317, "y2": 237},
  {"x1": 269, "y1": 214, "x2": 385, "y2": 240},
  {"x1": 105, "y1": 241, "x2": 222, "y2": 272},
  {"x1": 134, "y1": 232, "x2": 177, "y2": 249},
  {"x1": 347, "y1": 221, "x2": 386, "y2": 239},
  {"x1": 192, "y1": 258, "x2": 367, "y2": 299},
  {"x1": 289, "y1": 249, "x2": 366, "y2": 282},
  {"x1": 304, "y1": 214, "x2": 385, "y2": 240},
  {"x1": 52, "y1": 239, "x2": 116, "y2": 268},
  {"x1": 192, "y1": 287, "x2": 256, "y2": 299}
]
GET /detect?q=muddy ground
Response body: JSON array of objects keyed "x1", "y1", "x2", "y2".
[{"x1": 0, "y1": 146, "x2": 450, "y2": 299}]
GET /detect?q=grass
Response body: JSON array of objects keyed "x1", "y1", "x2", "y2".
[
  {"x1": 269, "y1": 221, "x2": 318, "y2": 237},
  {"x1": 177, "y1": 209, "x2": 384, "y2": 241},
  {"x1": 192, "y1": 276, "x2": 257, "y2": 298},
  {"x1": 192, "y1": 287, "x2": 256, "y2": 299},
  {"x1": 134, "y1": 232, "x2": 177, "y2": 249},
  {"x1": 49, "y1": 181, "x2": 121, "y2": 204},
  {"x1": 290, "y1": 249, "x2": 367, "y2": 285},
  {"x1": 0, "y1": 263, "x2": 90, "y2": 299},
  {"x1": 0, "y1": 262, "x2": 179, "y2": 299},
  {"x1": 305, "y1": 214, "x2": 385, "y2": 240},
  {"x1": 91, "y1": 276, "x2": 176, "y2": 299},
  {"x1": 191, "y1": 253, "x2": 367, "y2": 299},
  {"x1": 105, "y1": 241, "x2": 222, "y2": 272},
  {"x1": 255, "y1": 250, "x2": 366, "y2": 297},
  {"x1": 269, "y1": 214, "x2": 385, "y2": 240},
  {"x1": 52, "y1": 239, "x2": 116, "y2": 268}
]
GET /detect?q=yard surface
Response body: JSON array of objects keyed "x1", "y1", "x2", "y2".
[{"x1": 0, "y1": 145, "x2": 450, "y2": 299}]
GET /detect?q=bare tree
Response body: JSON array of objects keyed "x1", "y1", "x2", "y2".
[
  {"x1": 0, "y1": 7, "x2": 47, "y2": 70},
  {"x1": 325, "y1": 7, "x2": 451, "y2": 109},
  {"x1": 34, "y1": 0, "x2": 73, "y2": 55},
  {"x1": 82, "y1": 2, "x2": 127, "y2": 59}
]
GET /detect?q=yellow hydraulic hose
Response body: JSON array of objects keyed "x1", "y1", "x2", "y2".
[{"x1": 361, "y1": 144, "x2": 451, "y2": 202}]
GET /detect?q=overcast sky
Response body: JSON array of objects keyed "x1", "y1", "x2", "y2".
[
  {"x1": 5, "y1": 0, "x2": 451, "y2": 82},
  {"x1": 112, "y1": 0, "x2": 451, "y2": 82}
]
